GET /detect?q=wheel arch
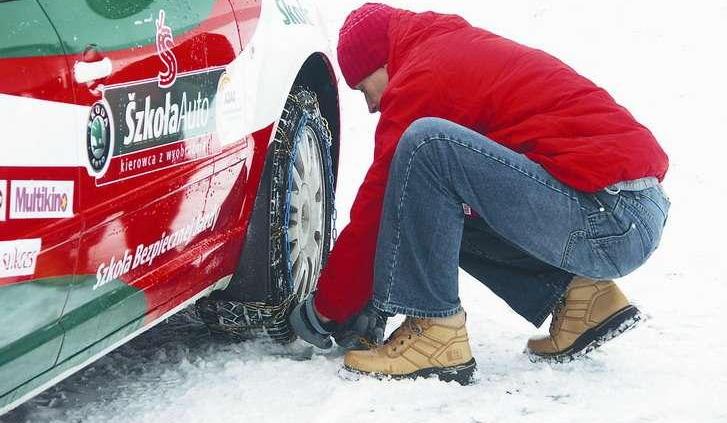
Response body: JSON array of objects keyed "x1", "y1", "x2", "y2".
[
  {"x1": 221, "y1": 53, "x2": 339, "y2": 303},
  {"x1": 292, "y1": 53, "x2": 341, "y2": 186}
]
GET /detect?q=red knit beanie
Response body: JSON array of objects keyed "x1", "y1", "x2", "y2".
[{"x1": 337, "y1": 3, "x2": 396, "y2": 89}]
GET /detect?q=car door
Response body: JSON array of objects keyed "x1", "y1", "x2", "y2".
[
  {"x1": 0, "y1": 0, "x2": 80, "y2": 400},
  {"x1": 35, "y1": 0, "x2": 237, "y2": 361},
  {"x1": 186, "y1": 0, "x2": 261, "y2": 296}
]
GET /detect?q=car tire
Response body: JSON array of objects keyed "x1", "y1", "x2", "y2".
[{"x1": 197, "y1": 86, "x2": 335, "y2": 343}]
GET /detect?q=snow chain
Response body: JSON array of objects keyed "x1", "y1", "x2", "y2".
[
  {"x1": 196, "y1": 295, "x2": 296, "y2": 342},
  {"x1": 281, "y1": 88, "x2": 338, "y2": 245},
  {"x1": 269, "y1": 88, "x2": 337, "y2": 306},
  {"x1": 196, "y1": 87, "x2": 336, "y2": 343}
]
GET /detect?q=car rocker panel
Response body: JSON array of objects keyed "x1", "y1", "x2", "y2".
[{"x1": 0, "y1": 0, "x2": 335, "y2": 414}]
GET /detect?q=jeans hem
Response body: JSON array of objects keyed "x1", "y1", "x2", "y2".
[
  {"x1": 529, "y1": 273, "x2": 575, "y2": 327},
  {"x1": 372, "y1": 298, "x2": 463, "y2": 319}
]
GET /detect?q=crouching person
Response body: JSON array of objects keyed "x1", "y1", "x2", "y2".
[{"x1": 290, "y1": 3, "x2": 670, "y2": 384}]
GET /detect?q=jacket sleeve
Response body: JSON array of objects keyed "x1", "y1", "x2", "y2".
[{"x1": 314, "y1": 77, "x2": 439, "y2": 323}]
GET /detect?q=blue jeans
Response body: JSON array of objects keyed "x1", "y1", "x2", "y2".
[{"x1": 372, "y1": 118, "x2": 670, "y2": 326}]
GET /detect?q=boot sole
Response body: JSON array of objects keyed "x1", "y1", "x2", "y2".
[
  {"x1": 343, "y1": 358, "x2": 478, "y2": 386},
  {"x1": 526, "y1": 305, "x2": 642, "y2": 363}
]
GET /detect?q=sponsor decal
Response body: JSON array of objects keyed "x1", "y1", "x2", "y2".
[
  {"x1": 156, "y1": 10, "x2": 178, "y2": 89},
  {"x1": 93, "y1": 206, "x2": 221, "y2": 290},
  {"x1": 121, "y1": 86, "x2": 212, "y2": 149},
  {"x1": 0, "y1": 239, "x2": 42, "y2": 278},
  {"x1": 215, "y1": 72, "x2": 246, "y2": 147},
  {"x1": 87, "y1": 100, "x2": 113, "y2": 174},
  {"x1": 10, "y1": 180, "x2": 74, "y2": 219},
  {"x1": 87, "y1": 72, "x2": 220, "y2": 184},
  {"x1": 0, "y1": 180, "x2": 6, "y2": 222},
  {"x1": 276, "y1": 0, "x2": 313, "y2": 25},
  {"x1": 85, "y1": 9, "x2": 227, "y2": 184}
]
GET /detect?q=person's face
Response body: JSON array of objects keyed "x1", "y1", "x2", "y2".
[{"x1": 356, "y1": 67, "x2": 388, "y2": 113}]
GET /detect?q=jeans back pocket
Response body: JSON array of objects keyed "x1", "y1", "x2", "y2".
[
  {"x1": 589, "y1": 221, "x2": 647, "y2": 278},
  {"x1": 582, "y1": 191, "x2": 651, "y2": 278}
]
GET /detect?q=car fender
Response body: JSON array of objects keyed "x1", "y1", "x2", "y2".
[{"x1": 218, "y1": 0, "x2": 337, "y2": 147}]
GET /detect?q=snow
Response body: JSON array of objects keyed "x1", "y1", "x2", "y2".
[{"x1": 3, "y1": 0, "x2": 726, "y2": 422}]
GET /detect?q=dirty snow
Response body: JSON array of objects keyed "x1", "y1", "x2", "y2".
[{"x1": 3, "y1": 0, "x2": 726, "y2": 422}]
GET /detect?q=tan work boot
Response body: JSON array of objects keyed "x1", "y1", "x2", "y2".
[
  {"x1": 526, "y1": 276, "x2": 642, "y2": 362},
  {"x1": 343, "y1": 312, "x2": 477, "y2": 385}
]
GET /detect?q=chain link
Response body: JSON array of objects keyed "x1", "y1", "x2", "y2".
[
  {"x1": 275, "y1": 88, "x2": 338, "y2": 289},
  {"x1": 331, "y1": 207, "x2": 338, "y2": 244},
  {"x1": 292, "y1": 89, "x2": 338, "y2": 246}
]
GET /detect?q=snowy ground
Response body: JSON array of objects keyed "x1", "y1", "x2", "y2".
[{"x1": 3, "y1": 1, "x2": 727, "y2": 422}]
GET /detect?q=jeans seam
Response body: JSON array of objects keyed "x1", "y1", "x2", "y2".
[
  {"x1": 382, "y1": 136, "x2": 456, "y2": 305},
  {"x1": 561, "y1": 229, "x2": 586, "y2": 269},
  {"x1": 463, "y1": 244, "x2": 534, "y2": 268},
  {"x1": 432, "y1": 135, "x2": 585, "y2": 206},
  {"x1": 592, "y1": 241, "x2": 623, "y2": 277},
  {"x1": 586, "y1": 214, "x2": 598, "y2": 238},
  {"x1": 622, "y1": 199, "x2": 655, "y2": 245},
  {"x1": 372, "y1": 298, "x2": 462, "y2": 319},
  {"x1": 381, "y1": 133, "x2": 582, "y2": 317},
  {"x1": 641, "y1": 193, "x2": 668, "y2": 220}
]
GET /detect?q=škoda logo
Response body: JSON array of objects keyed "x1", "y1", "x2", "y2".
[{"x1": 156, "y1": 10, "x2": 178, "y2": 88}]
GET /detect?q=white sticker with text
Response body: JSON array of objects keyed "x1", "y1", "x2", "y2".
[
  {"x1": 10, "y1": 180, "x2": 74, "y2": 219},
  {"x1": 0, "y1": 180, "x2": 6, "y2": 221},
  {"x1": 0, "y1": 238, "x2": 42, "y2": 278},
  {"x1": 93, "y1": 206, "x2": 221, "y2": 290}
]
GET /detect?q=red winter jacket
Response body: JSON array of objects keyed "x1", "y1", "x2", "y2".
[{"x1": 315, "y1": 10, "x2": 668, "y2": 323}]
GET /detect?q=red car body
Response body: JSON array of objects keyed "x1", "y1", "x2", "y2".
[{"x1": 0, "y1": 0, "x2": 339, "y2": 413}]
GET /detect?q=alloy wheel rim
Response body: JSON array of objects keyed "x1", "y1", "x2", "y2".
[{"x1": 287, "y1": 125, "x2": 326, "y2": 299}]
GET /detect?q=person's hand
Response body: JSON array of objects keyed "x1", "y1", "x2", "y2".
[
  {"x1": 333, "y1": 302, "x2": 388, "y2": 350},
  {"x1": 289, "y1": 295, "x2": 335, "y2": 349}
]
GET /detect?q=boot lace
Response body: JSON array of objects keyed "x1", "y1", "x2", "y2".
[
  {"x1": 356, "y1": 336, "x2": 378, "y2": 350},
  {"x1": 388, "y1": 318, "x2": 423, "y2": 352},
  {"x1": 550, "y1": 298, "x2": 566, "y2": 334},
  {"x1": 405, "y1": 318, "x2": 424, "y2": 335}
]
